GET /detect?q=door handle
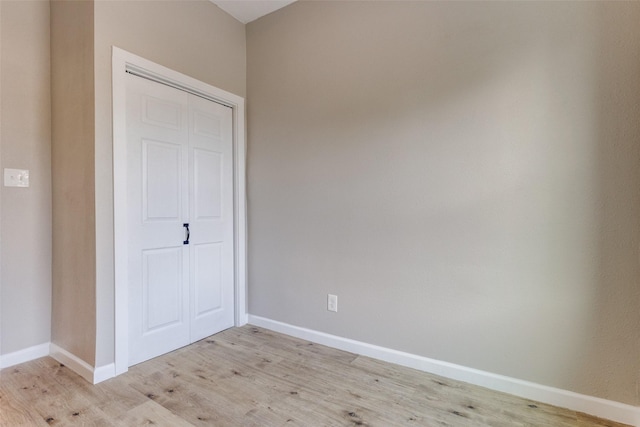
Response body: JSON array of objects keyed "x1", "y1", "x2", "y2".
[{"x1": 183, "y1": 223, "x2": 190, "y2": 245}]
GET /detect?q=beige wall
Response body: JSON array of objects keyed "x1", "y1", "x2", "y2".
[
  {"x1": 0, "y1": 0, "x2": 52, "y2": 356},
  {"x1": 247, "y1": 1, "x2": 640, "y2": 405},
  {"x1": 50, "y1": 0, "x2": 96, "y2": 365},
  {"x1": 93, "y1": 0, "x2": 246, "y2": 367}
]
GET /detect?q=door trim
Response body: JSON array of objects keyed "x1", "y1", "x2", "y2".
[{"x1": 112, "y1": 47, "x2": 247, "y2": 376}]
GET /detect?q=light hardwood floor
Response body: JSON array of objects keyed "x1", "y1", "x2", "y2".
[{"x1": 0, "y1": 325, "x2": 630, "y2": 426}]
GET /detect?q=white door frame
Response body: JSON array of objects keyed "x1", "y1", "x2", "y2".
[{"x1": 112, "y1": 47, "x2": 247, "y2": 376}]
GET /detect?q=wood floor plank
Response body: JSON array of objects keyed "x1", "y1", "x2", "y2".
[
  {"x1": 125, "y1": 368, "x2": 246, "y2": 426},
  {"x1": 350, "y1": 354, "x2": 578, "y2": 426},
  {"x1": 0, "y1": 325, "x2": 631, "y2": 427},
  {"x1": 0, "y1": 359, "x2": 112, "y2": 426},
  {"x1": 116, "y1": 400, "x2": 196, "y2": 427},
  {"x1": 0, "y1": 387, "x2": 49, "y2": 427}
]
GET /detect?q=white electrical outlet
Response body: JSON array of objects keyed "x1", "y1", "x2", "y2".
[{"x1": 327, "y1": 294, "x2": 338, "y2": 312}]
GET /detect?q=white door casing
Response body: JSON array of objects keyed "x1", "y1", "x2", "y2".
[{"x1": 113, "y1": 47, "x2": 247, "y2": 377}]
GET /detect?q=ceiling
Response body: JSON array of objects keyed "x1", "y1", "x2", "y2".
[{"x1": 211, "y1": 0, "x2": 297, "y2": 24}]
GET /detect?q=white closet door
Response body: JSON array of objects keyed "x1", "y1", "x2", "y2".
[
  {"x1": 126, "y1": 73, "x2": 234, "y2": 366},
  {"x1": 188, "y1": 95, "x2": 234, "y2": 342}
]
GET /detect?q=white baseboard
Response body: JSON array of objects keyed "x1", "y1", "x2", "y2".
[
  {"x1": 0, "y1": 342, "x2": 50, "y2": 370},
  {"x1": 49, "y1": 343, "x2": 94, "y2": 383},
  {"x1": 248, "y1": 315, "x2": 640, "y2": 427},
  {"x1": 94, "y1": 363, "x2": 116, "y2": 384},
  {"x1": 49, "y1": 344, "x2": 115, "y2": 385}
]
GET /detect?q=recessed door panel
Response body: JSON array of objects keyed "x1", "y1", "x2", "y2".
[
  {"x1": 143, "y1": 140, "x2": 182, "y2": 221},
  {"x1": 193, "y1": 149, "x2": 222, "y2": 219},
  {"x1": 193, "y1": 111, "x2": 221, "y2": 139},
  {"x1": 143, "y1": 247, "x2": 184, "y2": 332},
  {"x1": 193, "y1": 242, "x2": 223, "y2": 317},
  {"x1": 142, "y1": 96, "x2": 182, "y2": 130}
]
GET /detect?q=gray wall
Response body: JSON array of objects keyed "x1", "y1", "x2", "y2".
[
  {"x1": 247, "y1": 1, "x2": 640, "y2": 405},
  {"x1": 0, "y1": 0, "x2": 52, "y2": 357}
]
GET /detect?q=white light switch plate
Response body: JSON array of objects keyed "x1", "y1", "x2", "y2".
[{"x1": 4, "y1": 168, "x2": 30, "y2": 187}]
